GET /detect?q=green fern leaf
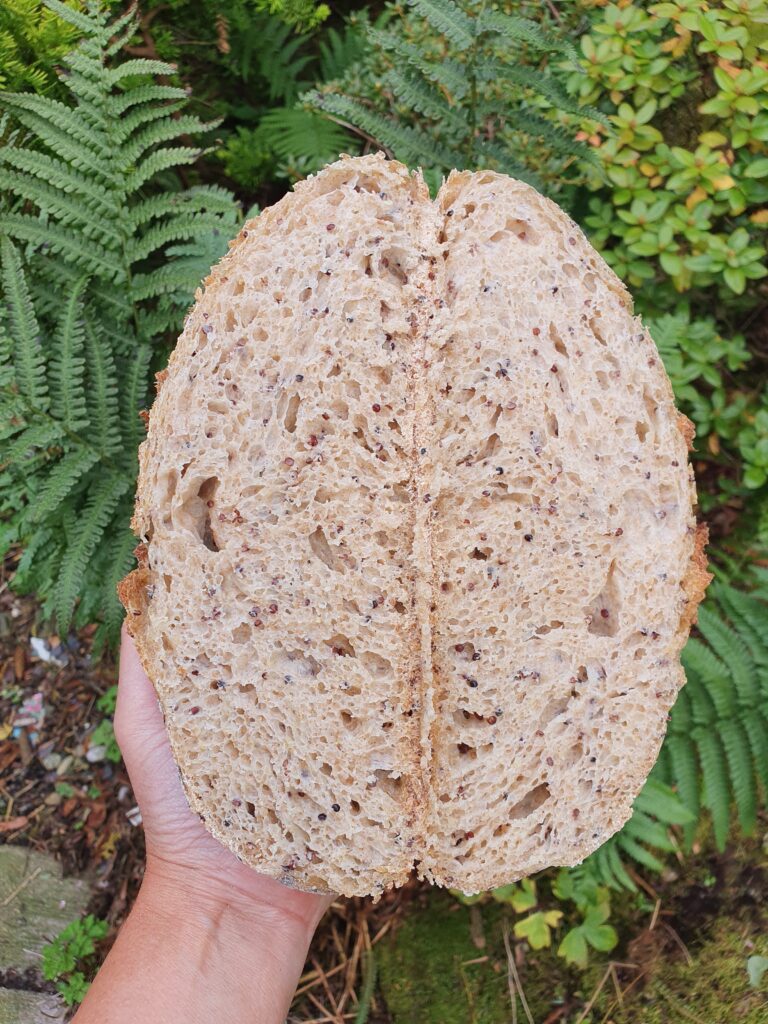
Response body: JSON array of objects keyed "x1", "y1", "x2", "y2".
[
  {"x1": 256, "y1": 107, "x2": 352, "y2": 162},
  {"x1": 126, "y1": 147, "x2": 203, "y2": 192},
  {"x1": 382, "y1": 69, "x2": 467, "y2": 131},
  {"x1": 83, "y1": 319, "x2": 121, "y2": 457},
  {"x1": 664, "y1": 733, "x2": 700, "y2": 847},
  {"x1": 120, "y1": 344, "x2": 152, "y2": 457},
  {"x1": 720, "y1": 717, "x2": 757, "y2": 834},
  {"x1": 309, "y1": 91, "x2": 457, "y2": 167},
  {"x1": 744, "y1": 711, "x2": 768, "y2": 792},
  {"x1": 697, "y1": 605, "x2": 758, "y2": 704},
  {"x1": 49, "y1": 276, "x2": 88, "y2": 430},
  {"x1": 109, "y1": 84, "x2": 190, "y2": 116},
  {"x1": 318, "y1": 23, "x2": 368, "y2": 81},
  {"x1": 105, "y1": 58, "x2": 179, "y2": 85},
  {"x1": 121, "y1": 114, "x2": 218, "y2": 166},
  {"x1": 0, "y1": 90, "x2": 109, "y2": 154},
  {"x1": 93, "y1": 513, "x2": 136, "y2": 654},
  {"x1": 4, "y1": 420, "x2": 63, "y2": 464},
  {"x1": 124, "y1": 187, "x2": 238, "y2": 233},
  {"x1": 43, "y1": 0, "x2": 109, "y2": 36},
  {"x1": 407, "y1": 0, "x2": 474, "y2": 50},
  {"x1": 371, "y1": 29, "x2": 469, "y2": 101},
  {"x1": 0, "y1": 214, "x2": 122, "y2": 280},
  {"x1": 0, "y1": 147, "x2": 119, "y2": 216},
  {"x1": 110, "y1": 98, "x2": 187, "y2": 146},
  {"x1": 0, "y1": 169, "x2": 122, "y2": 244},
  {"x1": 615, "y1": 834, "x2": 665, "y2": 873},
  {"x1": 478, "y1": 9, "x2": 578, "y2": 62},
  {"x1": 696, "y1": 728, "x2": 731, "y2": 850},
  {"x1": 0, "y1": 237, "x2": 48, "y2": 410},
  {"x1": 31, "y1": 446, "x2": 100, "y2": 522},
  {"x1": 125, "y1": 215, "x2": 229, "y2": 266},
  {"x1": 54, "y1": 472, "x2": 128, "y2": 631}
]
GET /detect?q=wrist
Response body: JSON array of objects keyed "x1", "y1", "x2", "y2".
[{"x1": 141, "y1": 855, "x2": 328, "y2": 947}]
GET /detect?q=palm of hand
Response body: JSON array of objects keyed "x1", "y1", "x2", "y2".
[{"x1": 116, "y1": 629, "x2": 333, "y2": 926}]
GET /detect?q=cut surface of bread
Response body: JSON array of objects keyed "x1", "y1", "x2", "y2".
[{"x1": 119, "y1": 154, "x2": 709, "y2": 897}]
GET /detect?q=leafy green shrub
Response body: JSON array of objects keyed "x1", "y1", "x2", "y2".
[
  {"x1": 570, "y1": 0, "x2": 768, "y2": 300},
  {"x1": 0, "y1": 0, "x2": 82, "y2": 93},
  {"x1": 307, "y1": 0, "x2": 603, "y2": 192},
  {"x1": 453, "y1": 871, "x2": 618, "y2": 968},
  {"x1": 42, "y1": 914, "x2": 108, "y2": 1006},
  {"x1": 0, "y1": 0, "x2": 240, "y2": 649}
]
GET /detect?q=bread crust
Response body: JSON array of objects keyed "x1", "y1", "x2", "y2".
[{"x1": 120, "y1": 155, "x2": 708, "y2": 896}]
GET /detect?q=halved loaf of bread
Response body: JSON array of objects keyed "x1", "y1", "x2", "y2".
[{"x1": 119, "y1": 154, "x2": 710, "y2": 897}]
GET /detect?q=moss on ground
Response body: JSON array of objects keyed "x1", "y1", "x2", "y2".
[
  {"x1": 377, "y1": 838, "x2": 768, "y2": 1024},
  {"x1": 376, "y1": 891, "x2": 572, "y2": 1023}
]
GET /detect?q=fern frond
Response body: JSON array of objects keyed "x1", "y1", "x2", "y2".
[
  {"x1": 110, "y1": 98, "x2": 188, "y2": 146},
  {"x1": 121, "y1": 114, "x2": 218, "y2": 166},
  {"x1": 53, "y1": 472, "x2": 128, "y2": 631},
  {"x1": 478, "y1": 9, "x2": 578, "y2": 63},
  {"x1": 124, "y1": 186, "x2": 238, "y2": 233},
  {"x1": 126, "y1": 146, "x2": 203, "y2": 192},
  {"x1": 120, "y1": 344, "x2": 152, "y2": 457},
  {"x1": 49, "y1": 276, "x2": 88, "y2": 431},
  {"x1": 382, "y1": 69, "x2": 467, "y2": 131},
  {"x1": 0, "y1": 90, "x2": 109, "y2": 154},
  {"x1": 664, "y1": 733, "x2": 700, "y2": 848},
  {"x1": 4, "y1": 420, "x2": 63, "y2": 464},
  {"x1": 697, "y1": 604, "x2": 758, "y2": 704},
  {"x1": 105, "y1": 58, "x2": 179, "y2": 85},
  {"x1": 256, "y1": 107, "x2": 354, "y2": 162},
  {"x1": 696, "y1": 728, "x2": 732, "y2": 850},
  {"x1": 93, "y1": 513, "x2": 136, "y2": 654},
  {"x1": 0, "y1": 147, "x2": 119, "y2": 216},
  {"x1": 109, "y1": 84, "x2": 190, "y2": 116},
  {"x1": 0, "y1": 237, "x2": 47, "y2": 410},
  {"x1": 371, "y1": 29, "x2": 469, "y2": 101},
  {"x1": 719, "y1": 718, "x2": 757, "y2": 834},
  {"x1": 309, "y1": 91, "x2": 457, "y2": 167},
  {"x1": 43, "y1": 0, "x2": 108, "y2": 36},
  {"x1": 125, "y1": 215, "x2": 228, "y2": 266},
  {"x1": 0, "y1": 214, "x2": 123, "y2": 280},
  {"x1": 0, "y1": 170, "x2": 122, "y2": 244},
  {"x1": 0, "y1": 94, "x2": 114, "y2": 180},
  {"x1": 83, "y1": 319, "x2": 121, "y2": 457},
  {"x1": 30, "y1": 446, "x2": 100, "y2": 522},
  {"x1": 318, "y1": 23, "x2": 368, "y2": 81},
  {"x1": 407, "y1": 0, "x2": 474, "y2": 50}
]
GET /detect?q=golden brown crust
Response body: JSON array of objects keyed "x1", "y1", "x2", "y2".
[
  {"x1": 677, "y1": 412, "x2": 696, "y2": 452},
  {"x1": 116, "y1": 567, "x2": 150, "y2": 629},
  {"x1": 678, "y1": 522, "x2": 713, "y2": 636},
  {"x1": 154, "y1": 369, "x2": 169, "y2": 393}
]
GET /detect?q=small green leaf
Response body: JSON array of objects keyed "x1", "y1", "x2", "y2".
[
  {"x1": 514, "y1": 910, "x2": 562, "y2": 949},
  {"x1": 747, "y1": 955, "x2": 768, "y2": 988},
  {"x1": 558, "y1": 928, "x2": 589, "y2": 968}
]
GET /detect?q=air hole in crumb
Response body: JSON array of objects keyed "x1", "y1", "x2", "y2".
[
  {"x1": 586, "y1": 560, "x2": 620, "y2": 637},
  {"x1": 360, "y1": 651, "x2": 392, "y2": 676},
  {"x1": 490, "y1": 219, "x2": 537, "y2": 244},
  {"x1": 177, "y1": 476, "x2": 220, "y2": 551},
  {"x1": 380, "y1": 248, "x2": 409, "y2": 284},
  {"x1": 474, "y1": 433, "x2": 501, "y2": 463},
  {"x1": 328, "y1": 363, "x2": 342, "y2": 378},
  {"x1": 309, "y1": 526, "x2": 344, "y2": 572},
  {"x1": 490, "y1": 404, "x2": 503, "y2": 428},
  {"x1": 470, "y1": 547, "x2": 490, "y2": 560},
  {"x1": 246, "y1": 801, "x2": 256, "y2": 817},
  {"x1": 493, "y1": 823, "x2": 509, "y2": 837},
  {"x1": 564, "y1": 742, "x2": 583, "y2": 768},
  {"x1": 373, "y1": 770, "x2": 403, "y2": 799},
  {"x1": 284, "y1": 393, "x2": 301, "y2": 433},
  {"x1": 299, "y1": 287, "x2": 312, "y2": 301},
  {"x1": 232, "y1": 623, "x2": 250, "y2": 644},
  {"x1": 225, "y1": 310, "x2": 236, "y2": 332},
  {"x1": 325, "y1": 633, "x2": 356, "y2": 657},
  {"x1": 508, "y1": 783, "x2": 550, "y2": 820},
  {"x1": 635, "y1": 421, "x2": 649, "y2": 443},
  {"x1": 340, "y1": 710, "x2": 359, "y2": 731},
  {"x1": 350, "y1": 800, "x2": 361, "y2": 815},
  {"x1": 546, "y1": 412, "x2": 559, "y2": 437},
  {"x1": 456, "y1": 743, "x2": 478, "y2": 760},
  {"x1": 588, "y1": 316, "x2": 608, "y2": 347},
  {"x1": 549, "y1": 323, "x2": 568, "y2": 358},
  {"x1": 537, "y1": 696, "x2": 570, "y2": 727},
  {"x1": 320, "y1": 762, "x2": 333, "y2": 777},
  {"x1": 393, "y1": 600, "x2": 407, "y2": 614}
]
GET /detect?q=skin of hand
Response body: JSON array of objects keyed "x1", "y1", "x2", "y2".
[{"x1": 74, "y1": 626, "x2": 334, "y2": 1024}]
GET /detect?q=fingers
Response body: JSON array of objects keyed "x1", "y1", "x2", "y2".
[{"x1": 116, "y1": 625, "x2": 191, "y2": 830}]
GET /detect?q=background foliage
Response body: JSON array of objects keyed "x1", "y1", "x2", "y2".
[{"x1": 1, "y1": 0, "x2": 768, "y2": 960}]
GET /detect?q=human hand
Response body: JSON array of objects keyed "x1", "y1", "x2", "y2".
[
  {"x1": 115, "y1": 625, "x2": 333, "y2": 934},
  {"x1": 75, "y1": 628, "x2": 334, "y2": 1024}
]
